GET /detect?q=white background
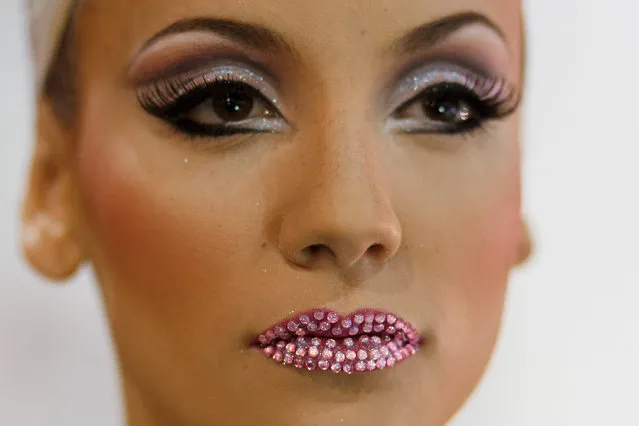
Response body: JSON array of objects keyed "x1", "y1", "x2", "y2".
[{"x1": 1, "y1": 0, "x2": 637, "y2": 425}]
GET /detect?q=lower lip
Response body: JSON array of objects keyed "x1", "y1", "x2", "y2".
[{"x1": 253, "y1": 308, "x2": 421, "y2": 374}]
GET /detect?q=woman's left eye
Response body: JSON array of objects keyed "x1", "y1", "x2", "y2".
[{"x1": 392, "y1": 83, "x2": 484, "y2": 134}]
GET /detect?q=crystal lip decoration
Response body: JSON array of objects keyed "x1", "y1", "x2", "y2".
[{"x1": 253, "y1": 308, "x2": 422, "y2": 374}]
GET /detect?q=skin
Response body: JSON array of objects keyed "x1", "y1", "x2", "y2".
[{"x1": 23, "y1": 0, "x2": 531, "y2": 425}]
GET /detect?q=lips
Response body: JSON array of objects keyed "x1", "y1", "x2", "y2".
[{"x1": 253, "y1": 308, "x2": 421, "y2": 374}]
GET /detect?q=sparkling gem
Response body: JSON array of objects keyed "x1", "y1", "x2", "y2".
[
  {"x1": 322, "y1": 348, "x2": 334, "y2": 359},
  {"x1": 388, "y1": 342, "x2": 398, "y2": 352},
  {"x1": 299, "y1": 315, "x2": 310, "y2": 324},
  {"x1": 313, "y1": 311, "x2": 325, "y2": 321},
  {"x1": 320, "y1": 322, "x2": 331, "y2": 331},
  {"x1": 263, "y1": 346, "x2": 274, "y2": 357},
  {"x1": 286, "y1": 343, "x2": 296, "y2": 353},
  {"x1": 358, "y1": 335, "x2": 370, "y2": 344},
  {"x1": 307, "y1": 322, "x2": 318, "y2": 332},
  {"x1": 335, "y1": 352, "x2": 346, "y2": 362},
  {"x1": 306, "y1": 358, "x2": 317, "y2": 370},
  {"x1": 343, "y1": 363, "x2": 353, "y2": 374},
  {"x1": 327, "y1": 312, "x2": 339, "y2": 323},
  {"x1": 294, "y1": 357, "x2": 304, "y2": 368},
  {"x1": 376, "y1": 359, "x2": 387, "y2": 369},
  {"x1": 374, "y1": 324, "x2": 385, "y2": 333},
  {"x1": 346, "y1": 350, "x2": 357, "y2": 361},
  {"x1": 273, "y1": 351, "x2": 284, "y2": 362},
  {"x1": 311, "y1": 337, "x2": 322, "y2": 346},
  {"x1": 349, "y1": 326, "x2": 359, "y2": 336},
  {"x1": 331, "y1": 363, "x2": 342, "y2": 373},
  {"x1": 287, "y1": 321, "x2": 299, "y2": 332},
  {"x1": 375, "y1": 313, "x2": 386, "y2": 323},
  {"x1": 308, "y1": 346, "x2": 319, "y2": 358},
  {"x1": 274, "y1": 326, "x2": 285, "y2": 335},
  {"x1": 394, "y1": 351, "x2": 403, "y2": 361},
  {"x1": 365, "y1": 313, "x2": 375, "y2": 323},
  {"x1": 318, "y1": 360, "x2": 330, "y2": 370},
  {"x1": 386, "y1": 326, "x2": 396, "y2": 335},
  {"x1": 332, "y1": 327, "x2": 343, "y2": 336},
  {"x1": 296, "y1": 337, "x2": 308, "y2": 347},
  {"x1": 354, "y1": 314, "x2": 365, "y2": 324},
  {"x1": 295, "y1": 329, "x2": 306, "y2": 336},
  {"x1": 370, "y1": 349, "x2": 381, "y2": 360},
  {"x1": 380, "y1": 346, "x2": 389, "y2": 357},
  {"x1": 355, "y1": 361, "x2": 367, "y2": 372},
  {"x1": 258, "y1": 335, "x2": 270, "y2": 345},
  {"x1": 406, "y1": 344, "x2": 416, "y2": 355},
  {"x1": 296, "y1": 347, "x2": 307, "y2": 357},
  {"x1": 358, "y1": 349, "x2": 368, "y2": 360},
  {"x1": 344, "y1": 338, "x2": 354, "y2": 347},
  {"x1": 401, "y1": 348, "x2": 409, "y2": 357},
  {"x1": 396, "y1": 321, "x2": 405, "y2": 330},
  {"x1": 326, "y1": 339, "x2": 337, "y2": 348},
  {"x1": 386, "y1": 314, "x2": 397, "y2": 325},
  {"x1": 371, "y1": 336, "x2": 382, "y2": 345},
  {"x1": 341, "y1": 318, "x2": 352, "y2": 328},
  {"x1": 276, "y1": 341, "x2": 286, "y2": 350},
  {"x1": 386, "y1": 357, "x2": 396, "y2": 367},
  {"x1": 363, "y1": 323, "x2": 373, "y2": 333},
  {"x1": 367, "y1": 360, "x2": 376, "y2": 371}
]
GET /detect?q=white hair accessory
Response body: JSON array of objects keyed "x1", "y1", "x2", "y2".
[{"x1": 27, "y1": 0, "x2": 75, "y2": 92}]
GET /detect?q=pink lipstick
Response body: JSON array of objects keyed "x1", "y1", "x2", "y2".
[{"x1": 253, "y1": 308, "x2": 421, "y2": 374}]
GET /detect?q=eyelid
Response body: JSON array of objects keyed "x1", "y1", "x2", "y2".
[
  {"x1": 387, "y1": 61, "x2": 513, "y2": 113},
  {"x1": 136, "y1": 61, "x2": 285, "y2": 117}
]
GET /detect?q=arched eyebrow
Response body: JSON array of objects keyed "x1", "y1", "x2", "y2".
[
  {"x1": 388, "y1": 11, "x2": 506, "y2": 56},
  {"x1": 138, "y1": 11, "x2": 505, "y2": 60}
]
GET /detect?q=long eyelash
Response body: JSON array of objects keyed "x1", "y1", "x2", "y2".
[{"x1": 137, "y1": 73, "x2": 256, "y2": 119}]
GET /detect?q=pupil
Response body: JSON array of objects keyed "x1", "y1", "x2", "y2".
[
  {"x1": 423, "y1": 96, "x2": 461, "y2": 123},
  {"x1": 211, "y1": 85, "x2": 254, "y2": 122}
]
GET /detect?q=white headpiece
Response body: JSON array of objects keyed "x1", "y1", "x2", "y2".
[{"x1": 27, "y1": 0, "x2": 75, "y2": 92}]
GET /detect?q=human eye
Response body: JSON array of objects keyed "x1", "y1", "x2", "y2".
[
  {"x1": 137, "y1": 64, "x2": 287, "y2": 138},
  {"x1": 386, "y1": 62, "x2": 520, "y2": 135}
]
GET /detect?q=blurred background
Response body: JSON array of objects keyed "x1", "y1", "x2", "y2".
[{"x1": 1, "y1": 0, "x2": 637, "y2": 425}]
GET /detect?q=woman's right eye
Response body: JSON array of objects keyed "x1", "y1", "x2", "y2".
[{"x1": 139, "y1": 78, "x2": 286, "y2": 138}]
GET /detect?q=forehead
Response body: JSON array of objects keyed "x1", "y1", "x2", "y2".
[{"x1": 76, "y1": 0, "x2": 522, "y2": 60}]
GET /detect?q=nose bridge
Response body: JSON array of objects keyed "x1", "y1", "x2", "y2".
[{"x1": 277, "y1": 117, "x2": 402, "y2": 273}]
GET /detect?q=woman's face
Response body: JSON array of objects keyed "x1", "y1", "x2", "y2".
[{"x1": 37, "y1": 0, "x2": 524, "y2": 424}]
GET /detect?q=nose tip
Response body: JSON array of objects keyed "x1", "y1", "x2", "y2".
[{"x1": 279, "y1": 212, "x2": 402, "y2": 273}]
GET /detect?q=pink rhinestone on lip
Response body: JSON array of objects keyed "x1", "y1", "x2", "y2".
[
  {"x1": 322, "y1": 348, "x2": 333, "y2": 359},
  {"x1": 307, "y1": 322, "x2": 318, "y2": 332},
  {"x1": 287, "y1": 321, "x2": 299, "y2": 332},
  {"x1": 331, "y1": 327, "x2": 342, "y2": 336},
  {"x1": 286, "y1": 343, "x2": 296, "y2": 353},
  {"x1": 319, "y1": 322, "x2": 331, "y2": 331},
  {"x1": 349, "y1": 326, "x2": 359, "y2": 336},
  {"x1": 273, "y1": 351, "x2": 284, "y2": 362},
  {"x1": 335, "y1": 352, "x2": 346, "y2": 362},
  {"x1": 366, "y1": 360, "x2": 376, "y2": 371},
  {"x1": 355, "y1": 361, "x2": 367, "y2": 372},
  {"x1": 343, "y1": 363, "x2": 353, "y2": 374},
  {"x1": 318, "y1": 360, "x2": 330, "y2": 370},
  {"x1": 331, "y1": 363, "x2": 342, "y2": 373},
  {"x1": 346, "y1": 350, "x2": 357, "y2": 361},
  {"x1": 326, "y1": 339, "x2": 337, "y2": 348},
  {"x1": 314, "y1": 311, "x2": 325, "y2": 321},
  {"x1": 299, "y1": 315, "x2": 310, "y2": 324},
  {"x1": 386, "y1": 357, "x2": 396, "y2": 367},
  {"x1": 311, "y1": 337, "x2": 322, "y2": 346},
  {"x1": 327, "y1": 312, "x2": 339, "y2": 323},
  {"x1": 344, "y1": 338, "x2": 354, "y2": 347},
  {"x1": 284, "y1": 353, "x2": 294, "y2": 365},
  {"x1": 374, "y1": 324, "x2": 385, "y2": 333},
  {"x1": 375, "y1": 313, "x2": 386, "y2": 323},
  {"x1": 308, "y1": 346, "x2": 319, "y2": 358},
  {"x1": 341, "y1": 318, "x2": 352, "y2": 328},
  {"x1": 386, "y1": 314, "x2": 397, "y2": 325},
  {"x1": 263, "y1": 346, "x2": 275, "y2": 357},
  {"x1": 354, "y1": 314, "x2": 365, "y2": 324},
  {"x1": 376, "y1": 359, "x2": 387, "y2": 369},
  {"x1": 362, "y1": 323, "x2": 373, "y2": 333},
  {"x1": 365, "y1": 313, "x2": 375, "y2": 323},
  {"x1": 357, "y1": 349, "x2": 368, "y2": 360}
]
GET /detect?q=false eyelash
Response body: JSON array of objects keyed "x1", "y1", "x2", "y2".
[{"x1": 137, "y1": 73, "x2": 264, "y2": 119}]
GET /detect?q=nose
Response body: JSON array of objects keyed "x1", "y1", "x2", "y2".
[{"x1": 277, "y1": 135, "x2": 402, "y2": 277}]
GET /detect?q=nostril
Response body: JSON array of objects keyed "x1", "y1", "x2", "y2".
[{"x1": 367, "y1": 243, "x2": 388, "y2": 261}]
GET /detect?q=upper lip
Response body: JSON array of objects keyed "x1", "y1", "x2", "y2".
[{"x1": 253, "y1": 307, "x2": 422, "y2": 347}]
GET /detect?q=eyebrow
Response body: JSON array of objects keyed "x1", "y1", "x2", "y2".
[
  {"x1": 140, "y1": 18, "x2": 298, "y2": 57},
  {"x1": 140, "y1": 11, "x2": 505, "y2": 59},
  {"x1": 389, "y1": 11, "x2": 506, "y2": 56}
]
